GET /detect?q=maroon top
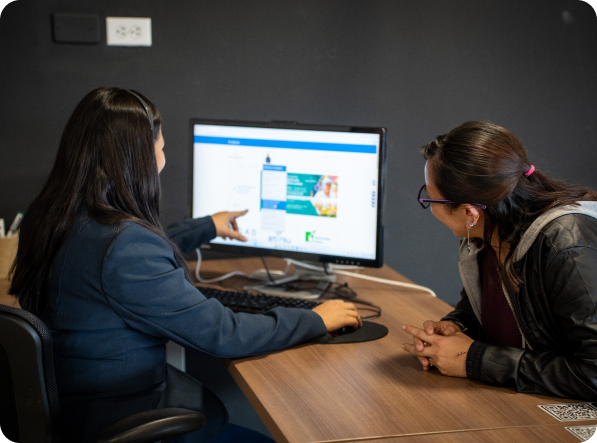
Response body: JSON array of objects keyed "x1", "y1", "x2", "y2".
[{"x1": 481, "y1": 252, "x2": 523, "y2": 348}]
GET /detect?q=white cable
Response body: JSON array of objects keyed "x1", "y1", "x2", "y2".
[
  {"x1": 194, "y1": 250, "x2": 294, "y2": 284},
  {"x1": 332, "y1": 269, "x2": 437, "y2": 298},
  {"x1": 276, "y1": 260, "x2": 293, "y2": 277},
  {"x1": 194, "y1": 248, "x2": 248, "y2": 283},
  {"x1": 285, "y1": 258, "x2": 436, "y2": 297},
  {"x1": 194, "y1": 253, "x2": 436, "y2": 297}
]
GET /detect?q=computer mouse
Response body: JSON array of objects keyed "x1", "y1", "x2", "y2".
[{"x1": 330, "y1": 326, "x2": 357, "y2": 336}]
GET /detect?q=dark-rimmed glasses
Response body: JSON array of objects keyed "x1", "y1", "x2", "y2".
[{"x1": 418, "y1": 185, "x2": 487, "y2": 210}]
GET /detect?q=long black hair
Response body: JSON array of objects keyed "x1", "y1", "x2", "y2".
[
  {"x1": 422, "y1": 121, "x2": 597, "y2": 293},
  {"x1": 10, "y1": 87, "x2": 189, "y2": 313}
]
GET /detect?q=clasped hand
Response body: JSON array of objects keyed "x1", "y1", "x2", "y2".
[{"x1": 402, "y1": 320, "x2": 473, "y2": 378}]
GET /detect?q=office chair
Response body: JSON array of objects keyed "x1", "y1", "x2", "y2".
[{"x1": 0, "y1": 303, "x2": 206, "y2": 443}]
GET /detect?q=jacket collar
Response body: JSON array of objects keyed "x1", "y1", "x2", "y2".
[
  {"x1": 457, "y1": 201, "x2": 597, "y2": 323},
  {"x1": 512, "y1": 201, "x2": 597, "y2": 261}
]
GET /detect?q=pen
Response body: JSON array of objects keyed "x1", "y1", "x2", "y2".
[
  {"x1": 6, "y1": 212, "x2": 23, "y2": 237},
  {"x1": 0, "y1": 219, "x2": 4, "y2": 238}
]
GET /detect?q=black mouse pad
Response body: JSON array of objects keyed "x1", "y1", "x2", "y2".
[{"x1": 309, "y1": 321, "x2": 388, "y2": 344}]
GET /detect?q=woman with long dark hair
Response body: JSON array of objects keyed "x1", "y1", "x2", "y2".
[
  {"x1": 9, "y1": 87, "x2": 361, "y2": 442},
  {"x1": 402, "y1": 121, "x2": 597, "y2": 400}
]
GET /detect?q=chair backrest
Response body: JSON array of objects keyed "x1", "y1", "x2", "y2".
[{"x1": 0, "y1": 304, "x2": 61, "y2": 443}]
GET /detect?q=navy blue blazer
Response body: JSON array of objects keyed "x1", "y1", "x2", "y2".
[{"x1": 39, "y1": 214, "x2": 326, "y2": 442}]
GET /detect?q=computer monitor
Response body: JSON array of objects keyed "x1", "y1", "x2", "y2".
[{"x1": 189, "y1": 119, "x2": 386, "y2": 269}]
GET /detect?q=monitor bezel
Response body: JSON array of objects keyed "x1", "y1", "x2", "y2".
[{"x1": 188, "y1": 119, "x2": 386, "y2": 268}]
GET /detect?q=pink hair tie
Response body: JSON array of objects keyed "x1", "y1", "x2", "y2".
[{"x1": 524, "y1": 165, "x2": 535, "y2": 176}]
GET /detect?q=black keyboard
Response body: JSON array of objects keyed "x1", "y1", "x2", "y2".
[{"x1": 199, "y1": 286, "x2": 321, "y2": 314}]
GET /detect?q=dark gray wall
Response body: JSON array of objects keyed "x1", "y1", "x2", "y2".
[{"x1": 1, "y1": 0, "x2": 596, "y2": 306}]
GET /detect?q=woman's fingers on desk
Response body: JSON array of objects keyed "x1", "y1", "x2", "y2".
[
  {"x1": 313, "y1": 300, "x2": 362, "y2": 332},
  {"x1": 412, "y1": 320, "x2": 462, "y2": 352},
  {"x1": 411, "y1": 328, "x2": 432, "y2": 369},
  {"x1": 420, "y1": 356, "x2": 432, "y2": 370},
  {"x1": 401, "y1": 324, "x2": 472, "y2": 377},
  {"x1": 423, "y1": 319, "x2": 461, "y2": 336},
  {"x1": 402, "y1": 324, "x2": 434, "y2": 343}
]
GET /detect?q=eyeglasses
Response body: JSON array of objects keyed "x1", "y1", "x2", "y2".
[{"x1": 417, "y1": 185, "x2": 487, "y2": 210}]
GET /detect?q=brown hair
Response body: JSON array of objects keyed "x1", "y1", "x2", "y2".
[{"x1": 422, "y1": 121, "x2": 597, "y2": 293}]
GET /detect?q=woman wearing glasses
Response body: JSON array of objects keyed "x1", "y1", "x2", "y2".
[{"x1": 402, "y1": 121, "x2": 597, "y2": 400}]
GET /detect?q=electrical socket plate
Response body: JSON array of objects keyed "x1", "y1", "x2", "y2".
[{"x1": 106, "y1": 17, "x2": 152, "y2": 46}]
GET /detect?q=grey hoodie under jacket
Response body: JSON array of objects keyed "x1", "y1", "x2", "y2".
[{"x1": 442, "y1": 202, "x2": 597, "y2": 401}]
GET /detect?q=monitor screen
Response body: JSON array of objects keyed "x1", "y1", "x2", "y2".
[{"x1": 190, "y1": 120, "x2": 386, "y2": 267}]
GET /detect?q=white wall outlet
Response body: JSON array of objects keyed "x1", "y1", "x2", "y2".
[{"x1": 106, "y1": 17, "x2": 152, "y2": 47}]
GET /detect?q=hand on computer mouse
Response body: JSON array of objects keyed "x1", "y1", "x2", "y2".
[
  {"x1": 211, "y1": 210, "x2": 248, "y2": 242},
  {"x1": 312, "y1": 299, "x2": 362, "y2": 332}
]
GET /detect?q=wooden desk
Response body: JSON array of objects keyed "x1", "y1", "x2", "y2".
[
  {"x1": 4, "y1": 258, "x2": 596, "y2": 442},
  {"x1": 198, "y1": 258, "x2": 597, "y2": 443}
]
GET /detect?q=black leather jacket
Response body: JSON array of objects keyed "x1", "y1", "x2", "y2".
[{"x1": 443, "y1": 208, "x2": 597, "y2": 401}]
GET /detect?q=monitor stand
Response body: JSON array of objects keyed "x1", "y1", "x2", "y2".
[{"x1": 244, "y1": 262, "x2": 336, "y2": 299}]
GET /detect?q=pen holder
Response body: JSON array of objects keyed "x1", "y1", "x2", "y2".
[{"x1": 0, "y1": 234, "x2": 19, "y2": 280}]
